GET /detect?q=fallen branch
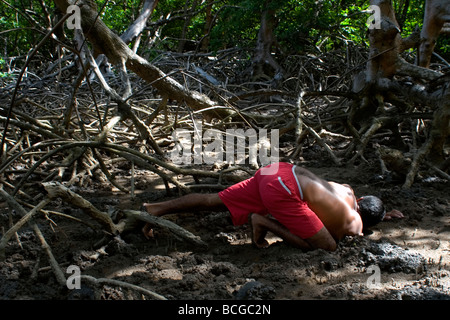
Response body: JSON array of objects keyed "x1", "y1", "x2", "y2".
[
  {"x1": 42, "y1": 181, "x2": 123, "y2": 235},
  {"x1": 80, "y1": 275, "x2": 167, "y2": 300},
  {"x1": 0, "y1": 196, "x2": 52, "y2": 258},
  {"x1": 349, "y1": 117, "x2": 387, "y2": 163},
  {"x1": 122, "y1": 209, "x2": 208, "y2": 248},
  {"x1": 40, "y1": 181, "x2": 207, "y2": 248},
  {"x1": 303, "y1": 124, "x2": 341, "y2": 166},
  {"x1": 32, "y1": 221, "x2": 67, "y2": 286}
]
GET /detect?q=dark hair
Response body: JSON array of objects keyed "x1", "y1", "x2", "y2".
[{"x1": 358, "y1": 195, "x2": 386, "y2": 228}]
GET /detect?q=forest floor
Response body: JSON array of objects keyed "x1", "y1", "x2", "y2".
[
  {"x1": 0, "y1": 45, "x2": 449, "y2": 301},
  {"x1": 1, "y1": 152, "x2": 449, "y2": 301}
]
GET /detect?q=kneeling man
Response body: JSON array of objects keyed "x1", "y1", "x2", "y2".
[{"x1": 142, "y1": 162, "x2": 403, "y2": 251}]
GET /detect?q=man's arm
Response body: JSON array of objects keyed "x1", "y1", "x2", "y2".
[
  {"x1": 344, "y1": 209, "x2": 364, "y2": 237},
  {"x1": 249, "y1": 214, "x2": 337, "y2": 251},
  {"x1": 305, "y1": 226, "x2": 337, "y2": 251}
]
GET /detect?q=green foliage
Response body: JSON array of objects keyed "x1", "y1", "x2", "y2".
[
  {"x1": 0, "y1": 0, "x2": 447, "y2": 61},
  {"x1": 0, "y1": 58, "x2": 10, "y2": 78},
  {"x1": 0, "y1": 1, "x2": 41, "y2": 56},
  {"x1": 150, "y1": 0, "x2": 446, "y2": 56},
  {"x1": 98, "y1": 0, "x2": 143, "y2": 35},
  {"x1": 207, "y1": 0, "x2": 260, "y2": 51},
  {"x1": 339, "y1": 1, "x2": 371, "y2": 46}
]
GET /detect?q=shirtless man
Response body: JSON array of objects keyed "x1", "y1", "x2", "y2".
[{"x1": 142, "y1": 162, "x2": 403, "y2": 251}]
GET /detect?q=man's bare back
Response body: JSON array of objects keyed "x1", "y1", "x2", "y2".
[{"x1": 294, "y1": 166, "x2": 363, "y2": 240}]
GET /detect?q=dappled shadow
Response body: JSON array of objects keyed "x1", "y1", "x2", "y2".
[{"x1": 1, "y1": 161, "x2": 449, "y2": 300}]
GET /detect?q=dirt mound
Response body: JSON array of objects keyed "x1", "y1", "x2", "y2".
[{"x1": 361, "y1": 240, "x2": 426, "y2": 273}]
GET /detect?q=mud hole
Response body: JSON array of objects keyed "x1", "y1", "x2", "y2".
[{"x1": 1, "y1": 163, "x2": 449, "y2": 300}]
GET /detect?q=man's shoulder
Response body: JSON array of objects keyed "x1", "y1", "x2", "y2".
[
  {"x1": 301, "y1": 178, "x2": 335, "y2": 204},
  {"x1": 295, "y1": 167, "x2": 333, "y2": 190},
  {"x1": 345, "y1": 210, "x2": 363, "y2": 236}
]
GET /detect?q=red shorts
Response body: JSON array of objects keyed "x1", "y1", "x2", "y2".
[{"x1": 218, "y1": 162, "x2": 324, "y2": 239}]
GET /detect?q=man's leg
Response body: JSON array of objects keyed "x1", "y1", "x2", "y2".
[
  {"x1": 249, "y1": 214, "x2": 337, "y2": 251},
  {"x1": 142, "y1": 193, "x2": 227, "y2": 238},
  {"x1": 142, "y1": 193, "x2": 226, "y2": 216},
  {"x1": 249, "y1": 213, "x2": 313, "y2": 251}
]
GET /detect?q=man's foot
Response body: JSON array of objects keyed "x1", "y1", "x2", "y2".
[
  {"x1": 142, "y1": 223, "x2": 154, "y2": 239},
  {"x1": 140, "y1": 203, "x2": 160, "y2": 239},
  {"x1": 248, "y1": 213, "x2": 269, "y2": 249}
]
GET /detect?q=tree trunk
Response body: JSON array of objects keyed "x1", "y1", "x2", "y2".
[
  {"x1": 418, "y1": 0, "x2": 450, "y2": 67},
  {"x1": 366, "y1": 0, "x2": 402, "y2": 81},
  {"x1": 349, "y1": 0, "x2": 448, "y2": 187},
  {"x1": 252, "y1": 2, "x2": 282, "y2": 83},
  {"x1": 429, "y1": 83, "x2": 450, "y2": 163},
  {"x1": 178, "y1": 0, "x2": 198, "y2": 52},
  {"x1": 120, "y1": 0, "x2": 159, "y2": 45},
  {"x1": 200, "y1": 0, "x2": 214, "y2": 52},
  {"x1": 365, "y1": 0, "x2": 441, "y2": 83}
]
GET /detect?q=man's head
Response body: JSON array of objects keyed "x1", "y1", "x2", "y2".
[{"x1": 357, "y1": 195, "x2": 386, "y2": 228}]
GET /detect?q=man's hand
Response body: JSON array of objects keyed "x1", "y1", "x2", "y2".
[{"x1": 383, "y1": 209, "x2": 404, "y2": 220}]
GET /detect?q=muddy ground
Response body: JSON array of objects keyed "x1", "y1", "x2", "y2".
[{"x1": 0, "y1": 159, "x2": 449, "y2": 301}]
